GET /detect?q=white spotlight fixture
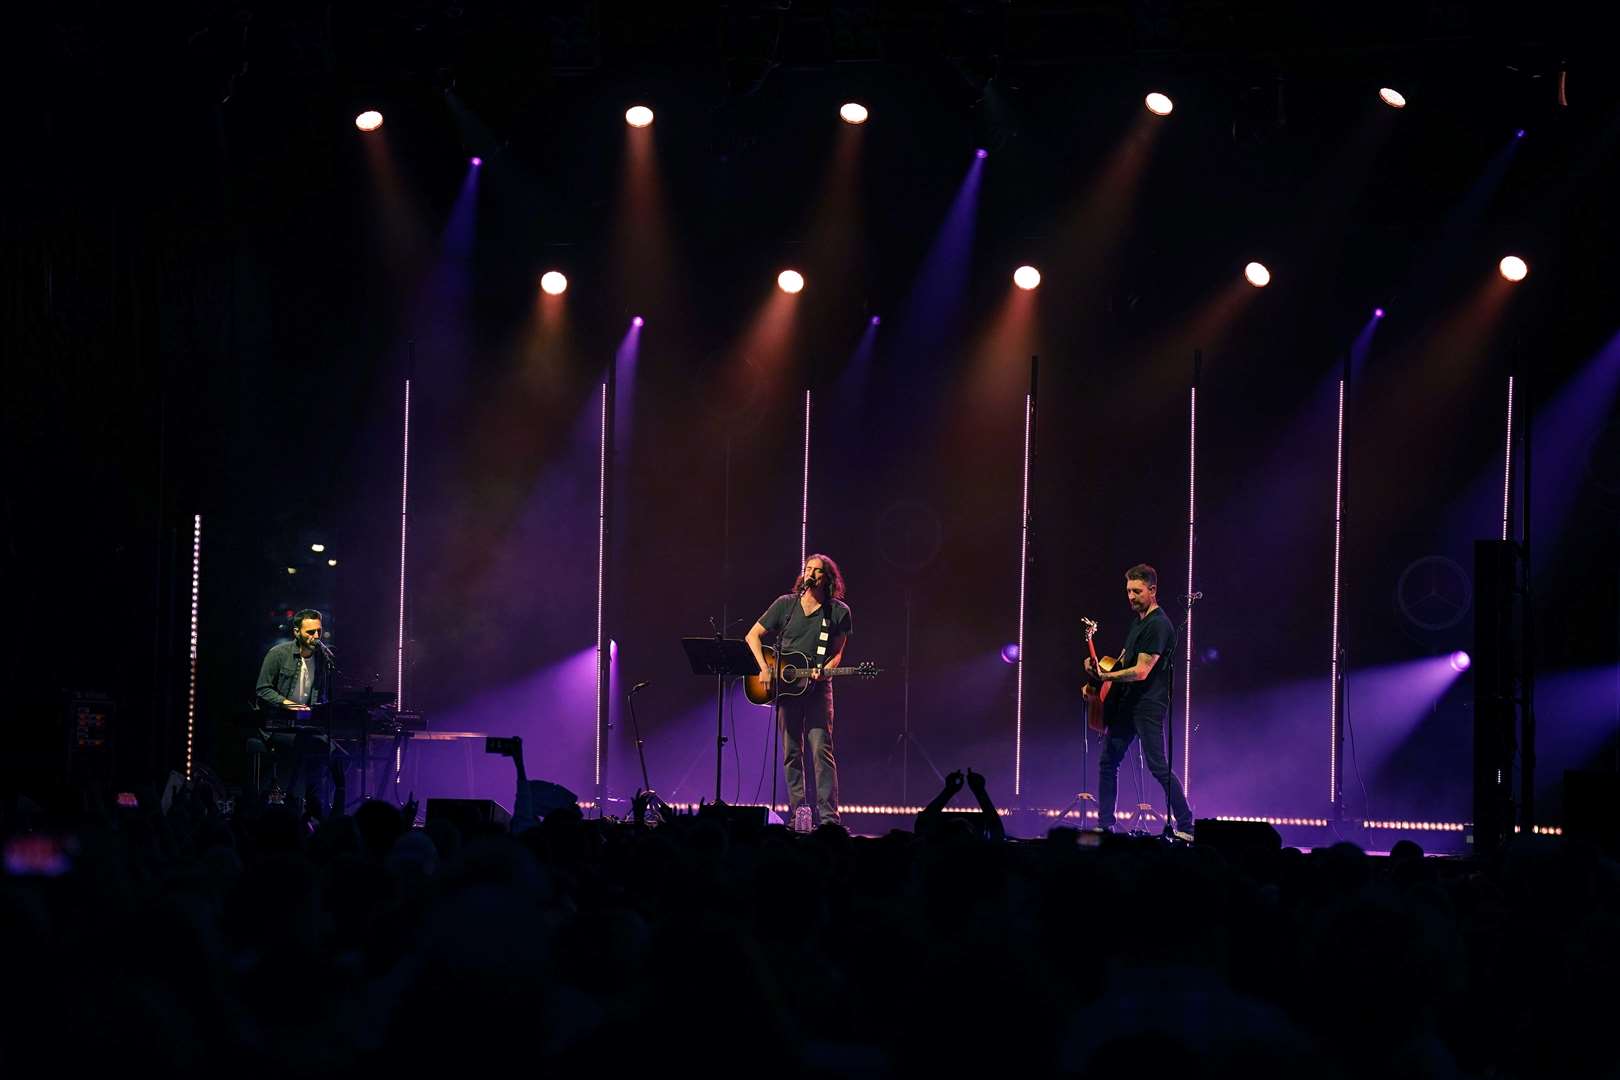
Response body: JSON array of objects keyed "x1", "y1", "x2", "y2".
[
  {"x1": 1144, "y1": 92, "x2": 1174, "y2": 116},
  {"x1": 1379, "y1": 88, "x2": 1407, "y2": 109},
  {"x1": 1498, "y1": 255, "x2": 1528, "y2": 282},
  {"x1": 777, "y1": 269, "x2": 805, "y2": 294},
  {"x1": 1244, "y1": 261, "x2": 1272, "y2": 288},
  {"x1": 625, "y1": 105, "x2": 654, "y2": 128},
  {"x1": 328, "y1": 559, "x2": 339, "y2": 567},
  {"x1": 540, "y1": 271, "x2": 569, "y2": 296},
  {"x1": 311, "y1": 543, "x2": 325, "y2": 553},
  {"x1": 355, "y1": 110, "x2": 384, "y2": 132},
  {"x1": 1013, "y1": 265, "x2": 1042, "y2": 290},
  {"x1": 286, "y1": 567, "x2": 297, "y2": 575},
  {"x1": 839, "y1": 102, "x2": 869, "y2": 125}
]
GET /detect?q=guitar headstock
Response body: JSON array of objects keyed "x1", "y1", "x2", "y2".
[
  {"x1": 1081, "y1": 617, "x2": 1099, "y2": 640},
  {"x1": 853, "y1": 661, "x2": 880, "y2": 677}
]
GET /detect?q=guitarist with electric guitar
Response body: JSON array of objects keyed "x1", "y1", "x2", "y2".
[
  {"x1": 1081, "y1": 564, "x2": 1195, "y2": 841},
  {"x1": 745, "y1": 553, "x2": 856, "y2": 828}
]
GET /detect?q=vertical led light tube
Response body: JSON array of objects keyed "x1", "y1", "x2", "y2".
[
  {"x1": 187, "y1": 514, "x2": 201, "y2": 780},
  {"x1": 397, "y1": 379, "x2": 411, "y2": 712},
  {"x1": 596, "y1": 380, "x2": 609, "y2": 791},
  {"x1": 1501, "y1": 376, "x2": 1515, "y2": 541},
  {"x1": 1183, "y1": 385, "x2": 1196, "y2": 792},
  {"x1": 801, "y1": 390, "x2": 812, "y2": 569},
  {"x1": 1330, "y1": 376, "x2": 1346, "y2": 810},
  {"x1": 1014, "y1": 381, "x2": 1034, "y2": 798}
]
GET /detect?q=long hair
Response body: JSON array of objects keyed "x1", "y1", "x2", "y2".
[{"x1": 794, "y1": 553, "x2": 846, "y2": 602}]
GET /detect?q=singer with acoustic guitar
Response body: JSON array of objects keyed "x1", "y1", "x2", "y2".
[
  {"x1": 745, "y1": 553, "x2": 852, "y2": 828},
  {"x1": 1082, "y1": 564, "x2": 1194, "y2": 841}
]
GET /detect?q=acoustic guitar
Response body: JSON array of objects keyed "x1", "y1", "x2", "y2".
[
  {"x1": 744, "y1": 648, "x2": 882, "y2": 706},
  {"x1": 1081, "y1": 617, "x2": 1118, "y2": 734}
]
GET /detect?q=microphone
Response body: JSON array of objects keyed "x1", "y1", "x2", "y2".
[
  {"x1": 629, "y1": 680, "x2": 650, "y2": 695},
  {"x1": 1184, "y1": 592, "x2": 1204, "y2": 602},
  {"x1": 315, "y1": 638, "x2": 336, "y2": 657}
]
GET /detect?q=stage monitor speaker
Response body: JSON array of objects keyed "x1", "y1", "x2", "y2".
[
  {"x1": 698, "y1": 802, "x2": 775, "y2": 828},
  {"x1": 1563, "y1": 771, "x2": 1620, "y2": 854},
  {"x1": 525, "y1": 780, "x2": 579, "y2": 818},
  {"x1": 426, "y1": 798, "x2": 511, "y2": 832},
  {"x1": 1193, "y1": 818, "x2": 1282, "y2": 855}
]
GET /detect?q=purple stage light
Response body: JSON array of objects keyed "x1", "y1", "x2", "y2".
[
  {"x1": 1516, "y1": 129, "x2": 1526, "y2": 138},
  {"x1": 1001, "y1": 643, "x2": 1020, "y2": 664},
  {"x1": 975, "y1": 148, "x2": 988, "y2": 159},
  {"x1": 631, "y1": 315, "x2": 644, "y2": 327},
  {"x1": 1450, "y1": 650, "x2": 1472, "y2": 673},
  {"x1": 870, "y1": 315, "x2": 881, "y2": 326},
  {"x1": 1374, "y1": 307, "x2": 1386, "y2": 319},
  {"x1": 610, "y1": 639, "x2": 618, "y2": 662},
  {"x1": 470, "y1": 156, "x2": 483, "y2": 166}
]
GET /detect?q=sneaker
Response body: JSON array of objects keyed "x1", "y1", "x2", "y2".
[{"x1": 1170, "y1": 826, "x2": 1195, "y2": 844}]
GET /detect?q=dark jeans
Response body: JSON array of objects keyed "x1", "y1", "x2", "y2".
[
  {"x1": 1098, "y1": 704, "x2": 1192, "y2": 831},
  {"x1": 778, "y1": 689, "x2": 839, "y2": 824},
  {"x1": 263, "y1": 728, "x2": 333, "y2": 807}
]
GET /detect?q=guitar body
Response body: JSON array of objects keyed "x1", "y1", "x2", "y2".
[
  {"x1": 744, "y1": 649, "x2": 881, "y2": 706},
  {"x1": 1082, "y1": 618, "x2": 1117, "y2": 735}
]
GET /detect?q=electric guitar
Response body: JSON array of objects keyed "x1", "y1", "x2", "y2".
[
  {"x1": 744, "y1": 648, "x2": 883, "y2": 705},
  {"x1": 1081, "y1": 617, "x2": 1119, "y2": 734}
]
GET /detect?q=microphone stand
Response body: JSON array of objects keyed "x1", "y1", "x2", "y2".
[
  {"x1": 315, "y1": 639, "x2": 338, "y2": 814},
  {"x1": 625, "y1": 683, "x2": 666, "y2": 822},
  {"x1": 1158, "y1": 593, "x2": 1200, "y2": 834}
]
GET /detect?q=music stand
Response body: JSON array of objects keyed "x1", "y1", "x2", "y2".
[{"x1": 682, "y1": 637, "x2": 761, "y2": 803}]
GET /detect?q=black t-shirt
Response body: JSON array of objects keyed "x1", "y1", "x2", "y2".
[
  {"x1": 1113, "y1": 605, "x2": 1174, "y2": 716},
  {"x1": 759, "y1": 593, "x2": 852, "y2": 679}
]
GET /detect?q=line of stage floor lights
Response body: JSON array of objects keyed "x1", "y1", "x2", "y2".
[{"x1": 354, "y1": 84, "x2": 1533, "y2": 306}]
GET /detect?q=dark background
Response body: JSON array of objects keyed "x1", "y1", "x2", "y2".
[{"x1": 6, "y1": 2, "x2": 1616, "y2": 825}]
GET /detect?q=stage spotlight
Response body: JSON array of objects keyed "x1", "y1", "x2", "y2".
[
  {"x1": 625, "y1": 105, "x2": 654, "y2": 128},
  {"x1": 1498, "y1": 255, "x2": 1528, "y2": 282},
  {"x1": 355, "y1": 110, "x2": 384, "y2": 132},
  {"x1": 1144, "y1": 92, "x2": 1174, "y2": 116},
  {"x1": 1374, "y1": 307, "x2": 1386, "y2": 319},
  {"x1": 1450, "y1": 650, "x2": 1472, "y2": 672},
  {"x1": 470, "y1": 156, "x2": 483, "y2": 166},
  {"x1": 610, "y1": 639, "x2": 618, "y2": 661},
  {"x1": 839, "y1": 102, "x2": 869, "y2": 125},
  {"x1": 870, "y1": 315, "x2": 881, "y2": 326},
  {"x1": 540, "y1": 271, "x2": 568, "y2": 296},
  {"x1": 1379, "y1": 88, "x2": 1407, "y2": 109},
  {"x1": 1515, "y1": 129, "x2": 1526, "y2": 139},
  {"x1": 1013, "y1": 265, "x2": 1041, "y2": 290},
  {"x1": 327, "y1": 559, "x2": 338, "y2": 567},
  {"x1": 631, "y1": 315, "x2": 644, "y2": 327},
  {"x1": 1000, "y1": 643, "x2": 1020, "y2": 664},
  {"x1": 1244, "y1": 261, "x2": 1272, "y2": 288},
  {"x1": 311, "y1": 543, "x2": 326, "y2": 552},
  {"x1": 975, "y1": 148, "x2": 988, "y2": 159},
  {"x1": 777, "y1": 269, "x2": 805, "y2": 294},
  {"x1": 286, "y1": 567, "x2": 297, "y2": 575}
]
